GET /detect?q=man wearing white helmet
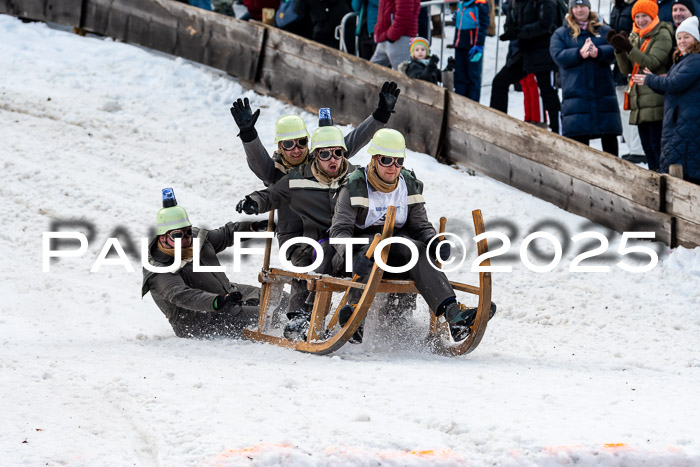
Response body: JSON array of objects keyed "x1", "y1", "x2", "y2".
[
  {"x1": 330, "y1": 129, "x2": 496, "y2": 343},
  {"x1": 235, "y1": 124, "x2": 365, "y2": 339},
  {"x1": 142, "y1": 188, "x2": 279, "y2": 338},
  {"x1": 230, "y1": 82, "x2": 401, "y2": 322}
]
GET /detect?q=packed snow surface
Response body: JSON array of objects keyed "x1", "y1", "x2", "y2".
[{"x1": 1, "y1": 14, "x2": 699, "y2": 466}]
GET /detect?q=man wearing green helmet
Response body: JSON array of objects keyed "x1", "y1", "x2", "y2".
[
  {"x1": 330, "y1": 129, "x2": 496, "y2": 343},
  {"x1": 230, "y1": 82, "x2": 401, "y2": 328},
  {"x1": 142, "y1": 188, "x2": 280, "y2": 338},
  {"x1": 235, "y1": 123, "x2": 367, "y2": 340}
]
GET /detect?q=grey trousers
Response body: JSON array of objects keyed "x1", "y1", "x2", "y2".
[{"x1": 370, "y1": 36, "x2": 412, "y2": 70}]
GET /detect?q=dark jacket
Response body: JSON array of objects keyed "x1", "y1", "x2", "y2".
[
  {"x1": 295, "y1": 0, "x2": 352, "y2": 48},
  {"x1": 330, "y1": 167, "x2": 436, "y2": 253},
  {"x1": 550, "y1": 24, "x2": 622, "y2": 137},
  {"x1": 242, "y1": 114, "x2": 384, "y2": 251},
  {"x1": 399, "y1": 59, "x2": 441, "y2": 84},
  {"x1": 609, "y1": 0, "x2": 636, "y2": 85},
  {"x1": 501, "y1": 0, "x2": 559, "y2": 73},
  {"x1": 248, "y1": 161, "x2": 359, "y2": 241},
  {"x1": 374, "y1": 0, "x2": 420, "y2": 43},
  {"x1": 656, "y1": 0, "x2": 700, "y2": 23},
  {"x1": 645, "y1": 53, "x2": 700, "y2": 179},
  {"x1": 614, "y1": 21, "x2": 674, "y2": 124},
  {"x1": 141, "y1": 223, "x2": 261, "y2": 337}
]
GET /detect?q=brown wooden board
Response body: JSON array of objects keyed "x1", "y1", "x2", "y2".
[
  {"x1": 675, "y1": 216, "x2": 700, "y2": 248},
  {"x1": 0, "y1": 0, "x2": 82, "y2": 25},
  {"x1": 446, "y1": 93, "x2": 661, "y2": 211},
  {"x1": 254, "y1": 25, "x2": 444, "y2": 157},
  {"x1": 664, "y1": 175, "x2": 700, "y2": 223},
  {"x1": 447, "y1": 128, "x2": 673, "y2": 245},
  {"x1": 82, "y1": 0, "x2": 263, "y2": 82}
]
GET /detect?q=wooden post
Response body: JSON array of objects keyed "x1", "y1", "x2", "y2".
[
  {"x1": 669, "y1": 164, "x2": 684, "y2": 179},
  {"x1": 262, "y1": 8, "x2": 275, "y2": 25}
]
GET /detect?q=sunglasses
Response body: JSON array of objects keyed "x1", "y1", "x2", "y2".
[
  {"x1": 167, "y1": 227, "x2": 193, "y2": 240},
  {"x1": 317, "y1": 148, "x2": 345, "y2": 161},
  {"x1": 280, "y1": 137, "x2": 308, "y2": 150},
  {"x1": 377, "y1": 156, "x2": 404, "y2": 168}
]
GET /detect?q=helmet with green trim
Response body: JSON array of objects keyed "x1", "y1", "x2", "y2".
[
  {"x1": 156, "y1": 188, "x2": 192, "y2": 235},
  {"x1": 367, "y1": 128, "x2": 406, "y2": 158},
  {"x1": 309, "y1": 126, "x2": 347, "y2": 152},
  {"x1": 274, "y1": 115, "x2": 310, "y2": 143}
]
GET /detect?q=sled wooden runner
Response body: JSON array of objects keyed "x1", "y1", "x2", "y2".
[{"x1": 242, "y1": 207, "x2": 493, "y2": 356}]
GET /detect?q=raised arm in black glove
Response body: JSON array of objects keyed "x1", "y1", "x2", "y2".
[
  {"x1": 608, "y1": 30, "x2": 633, "y2": 53},
  {"x1": 213, "y1": 291, "x2": 243, "y2": 310},
  {"x1": 373, "y1": 81, "x2": 401, "y2": 123},
  {"x1": 444, "y1": 56, "x2": 456, "y2": 72},
  {"x1": 236, "y1": 196, "x2": 259, "y2": 215},
  {"x1": 230, "y1": 97, "x2": 261, "y2": 143}
]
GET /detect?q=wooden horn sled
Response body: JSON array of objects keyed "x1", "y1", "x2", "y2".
[{"x1": 242, "y1": 207, "x2": 493, "y2": 356}]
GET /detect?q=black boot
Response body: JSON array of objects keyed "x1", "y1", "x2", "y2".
[
  {"x1": 444, "y1": 302, "x2": 497, "y2": 341},
  {"x1": 338, "y1": 304, "x2": 364, "y2": 344}
]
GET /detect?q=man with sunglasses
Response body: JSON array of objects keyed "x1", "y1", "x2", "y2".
[
  {"x1": 235, "y1": 124, "x2": 366, "y2": 340},
  {"x1": 230, "y1": 82, "x2": 401, "y2": 329},
  {"x1": 330, "y1": 129, "x2": 496, "y2": 343},
  {"x1": 142, "y1": 189, "x2": 279, "y2": 339}
]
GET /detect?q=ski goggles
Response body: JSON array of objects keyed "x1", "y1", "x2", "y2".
[
  {"x1": 316, "y1": 148, "x2": 345, "y2": 161},
  {"x1": 167, "y1": 227, "x2": 193, "y2": 240},
  {"x1": 280, "y1": 137, "x2": 308, "y2": 150},
  {"x1": 377, "y1": 156, "x2": 404, "y2": 168}
]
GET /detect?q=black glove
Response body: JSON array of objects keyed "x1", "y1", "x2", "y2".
[
  {"x1": 609, "y1": 31, "x2": 633, "y2": 53},
  {"x1": 236, "y1": 196, "x2": 259, "y2": 215},
  {"x1": 499, "y1": 27, "x2": 518, "y2": 41},
  {"x1": 373, "y1": 81, "x2": 401, "y2": 123},
  {"x1": 251, "y1": 220, "x2": 272, "y2": 232},
  {"x1": 444, "y1": 56, "x2": 456, "y2": 72},
  {"x1": 352, "y1": 254, "x2": 373, "y2": 277},
  {"x1": 430, "y1": 240, "x2": 451, "y2": 263},
  {"x1": 214, "y1": 291, "x2": 243, "y2": 310},
  {"x1": 230, "y1": 97, "x2": 260, "y2": 143},
  {"x1": 429, "y1": 54, "x2": 440, "y2": 67}
]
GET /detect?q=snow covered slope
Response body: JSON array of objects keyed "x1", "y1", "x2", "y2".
[{"x1": 1, "y1": 15, "x2": 699, "y2": 466}]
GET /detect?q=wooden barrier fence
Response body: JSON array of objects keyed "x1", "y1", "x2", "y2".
[{"x1": 1, "y1": 0, "x2": 698, "y2": 247}]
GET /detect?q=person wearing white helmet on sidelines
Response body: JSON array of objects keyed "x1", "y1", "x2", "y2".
[
  {"x1": 230, "y1": 82, "x2": 401, "y2": 321},
  {"x1": 330, "y1": 129, "x2": 496, "y2": 343}
]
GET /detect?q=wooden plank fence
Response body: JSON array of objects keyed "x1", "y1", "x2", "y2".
[{"x1": 2, "y1": 0, "x2": 698, "y2": 248}]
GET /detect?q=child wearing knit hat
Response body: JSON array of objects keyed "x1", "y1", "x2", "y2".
[{"x1": 398, "y1": 37, "x2": 453, "y2": 85}]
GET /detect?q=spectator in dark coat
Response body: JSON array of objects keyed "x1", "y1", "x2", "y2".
[
  {"x1": 370, "y1": 0, "x2": 421, "y2": 69},
  {"x1": 657, "y1": 0, "x2": 700, "y2": 23},
  {"x1": 490, "y1": 0, "x2": 562, "y2": 133},
  {"x1": 295, "y1": 0, "x2": 352, "y2": 48},
  {"x1": 633, "y1": 16, "x2": 700, "y2": 183},
  {"x1": 398, "y1": 37, "x2": 442, "y2": 83},
  {"x1": 550, "y1": 0, "x2": 622, "y2": 154},
  {"x1": 671, "y1": 0, "x2": 696, "y2": 28}
]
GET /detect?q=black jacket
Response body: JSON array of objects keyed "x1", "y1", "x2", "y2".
[{"x1": 501, "y1": 0, "x2": 558, "y2": 73}]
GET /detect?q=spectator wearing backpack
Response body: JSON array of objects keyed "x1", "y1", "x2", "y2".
[
  {"x1": 550, "y1": 0, "x2": 622, "y2": 155},
  {"x1": 490, "y1": 0, "x2": 563, "y2": 133},
  {"x1": 607, "y1": 0, "x2": 673, "y2": 170},
  {"x1": 370, "y1": 0, "x2": 421, "y2": 69},
  {"x1": 452, "y1": 0, "x2": 491, "y2": 101}
]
